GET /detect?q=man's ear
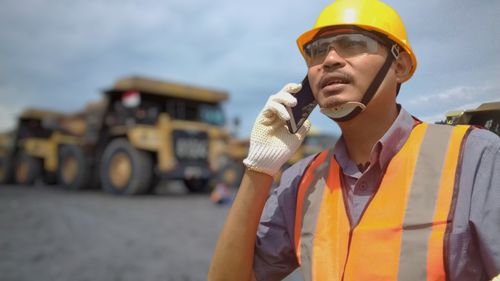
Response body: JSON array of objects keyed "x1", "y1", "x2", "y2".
[{"x1": 393, "y1": 52, "x2": 412, "y2": 83}]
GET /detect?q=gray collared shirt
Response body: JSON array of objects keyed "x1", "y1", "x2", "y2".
[{"x1": 254, "y1": 107, "x2": 500, "y2": 281}]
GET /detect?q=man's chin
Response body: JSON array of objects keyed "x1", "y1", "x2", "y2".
[
  {"x1": 318, "y1": 92, "x2": 351, "y2": 108},
  {"x1": 320, "y1": 101, "x2": 367, "y2": 120},
  {"x1": 321, "y1": 100, "x2": 347, "y2": 109}
]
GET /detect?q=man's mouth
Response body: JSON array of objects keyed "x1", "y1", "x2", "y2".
[{"x1": 319, "y1": 73, "x2": 352, "y2": 89}]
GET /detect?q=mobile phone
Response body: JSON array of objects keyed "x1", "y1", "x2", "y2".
[{"x1": 285, "y1": 76, "x2": 317, "y2": 134}]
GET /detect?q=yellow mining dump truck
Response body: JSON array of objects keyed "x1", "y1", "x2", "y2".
[
  {"x1": 444, "y1": 101, "x2": 500, "y2": 136},
  {"x1": 0, "y1": 108, "x2": 83, "y2": 185},
  {"x1": 444, "y1": 110, "x2": 466, "y2": 125},
  {"x1": 57, "y1": 76, "x2": 230, "y2": 195},
  {"x1": 219, "y1": 128, "x2": 338, "y2": 188}
]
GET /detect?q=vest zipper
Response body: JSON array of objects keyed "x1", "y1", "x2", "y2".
[
  {"x1": 341, "y1": 229, "x2": 355, "y2": 281},
  {"x1": 339, "y1": 163, "x2": 388, "y2": 281}
]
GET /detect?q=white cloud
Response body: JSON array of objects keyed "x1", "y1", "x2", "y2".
[
  {"x1": 408, "y1": 86, "x2": 476, "y2": 107},
  {"x1": 407, "y1": 82, "x2": 500, "y2": 123}
]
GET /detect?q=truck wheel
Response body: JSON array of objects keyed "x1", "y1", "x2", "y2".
[
  {"x1": 14, "y1": 152, "x2": 41, "y2": 185},
  {"x1": 0, "y1": 156, "x2": 13, "y2": 184},
  {"x1": 100, "y1": 138, "x2": 153, "y2": 195},
  {"x1": 58, "y1": 145, "x2": 89, "y2": 190},
  {"x1": 184, "y1": 178, "x2": 210, "y2": 193}
]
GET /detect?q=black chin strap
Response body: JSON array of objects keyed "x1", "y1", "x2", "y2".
[
  {"x1": 360, "y1": 48, "x2": 396, "y2": 106},
  {"x1": 331, "y1": 45, "x2": 398, "y2": 122},
  {"x1": 333, "y1": 106, "x2": 364, "y2": 122}
]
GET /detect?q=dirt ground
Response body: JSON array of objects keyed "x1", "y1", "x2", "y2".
[{"x1": 0, "y1": 183, "x2": 301, "y2": 281}]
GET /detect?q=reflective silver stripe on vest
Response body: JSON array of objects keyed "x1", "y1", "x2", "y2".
[
  {"x1": 299, "y1": 150, "x2": 332, "y2": 281},
  {"x1": 398, "y1": 124, "x2": 454, "y2": 280}
]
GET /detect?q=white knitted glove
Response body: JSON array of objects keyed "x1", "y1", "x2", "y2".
[{"x1": 243, "y1": 83, "x2": 311, "y2": 176}]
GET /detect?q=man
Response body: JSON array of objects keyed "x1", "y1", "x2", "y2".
[{"x1": 209, "y1": 0, "x2": 500, "y2": 280}]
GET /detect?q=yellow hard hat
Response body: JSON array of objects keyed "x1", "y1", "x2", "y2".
[{"x1": 297, "y1": 0, "x2": 417, "y2": 80}]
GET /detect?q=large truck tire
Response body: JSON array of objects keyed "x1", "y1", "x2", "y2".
[
  {"x1": 100, "y1": 138, "x2": 153, "y2": 195},
  {"x1": 14, "y1": 152, "x2": 41, "y2": 185},
  {"x1": 58, "y1": 145, "x2": 90, "y2": 190},
  {"x1": 0, "y1": 156, "x2": 13, "y2": 184}
]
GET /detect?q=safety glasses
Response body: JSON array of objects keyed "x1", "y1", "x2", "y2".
[{"x1": 303, "y1": 32, "x2": 382, "y2": 67}]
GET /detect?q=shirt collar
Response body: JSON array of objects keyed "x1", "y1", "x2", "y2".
[{"x1": 333, "y1": 106, "x2": 416, "y2": 176}]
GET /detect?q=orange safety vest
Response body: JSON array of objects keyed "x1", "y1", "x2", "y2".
[{"x1": 294, "y1": 123, "x2": 471, "y2": 281}]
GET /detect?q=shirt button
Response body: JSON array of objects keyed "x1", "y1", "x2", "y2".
[{"x1": 359, "y1": 182, "x2": 367, "y2": 190}]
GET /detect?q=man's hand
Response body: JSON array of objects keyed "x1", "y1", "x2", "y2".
[
  {"x1": 243, "y1": 83, "x2": 311, "y2": 176},
  {"x1": 209, "y1": 83, "x2": 311, "y2": 281}
]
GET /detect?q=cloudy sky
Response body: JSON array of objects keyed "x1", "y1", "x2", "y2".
[{"x1": 1, "y1": 0, "x2": 499, "y2": 137}]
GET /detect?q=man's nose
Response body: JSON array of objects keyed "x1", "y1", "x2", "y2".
[{"x1": 322, "y1": 47, "x2": 345, "y2": 70}]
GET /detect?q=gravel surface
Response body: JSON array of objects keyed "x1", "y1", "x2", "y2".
[{"x1": 0, "y1": 183, "x2": 301, "y2": 281}]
